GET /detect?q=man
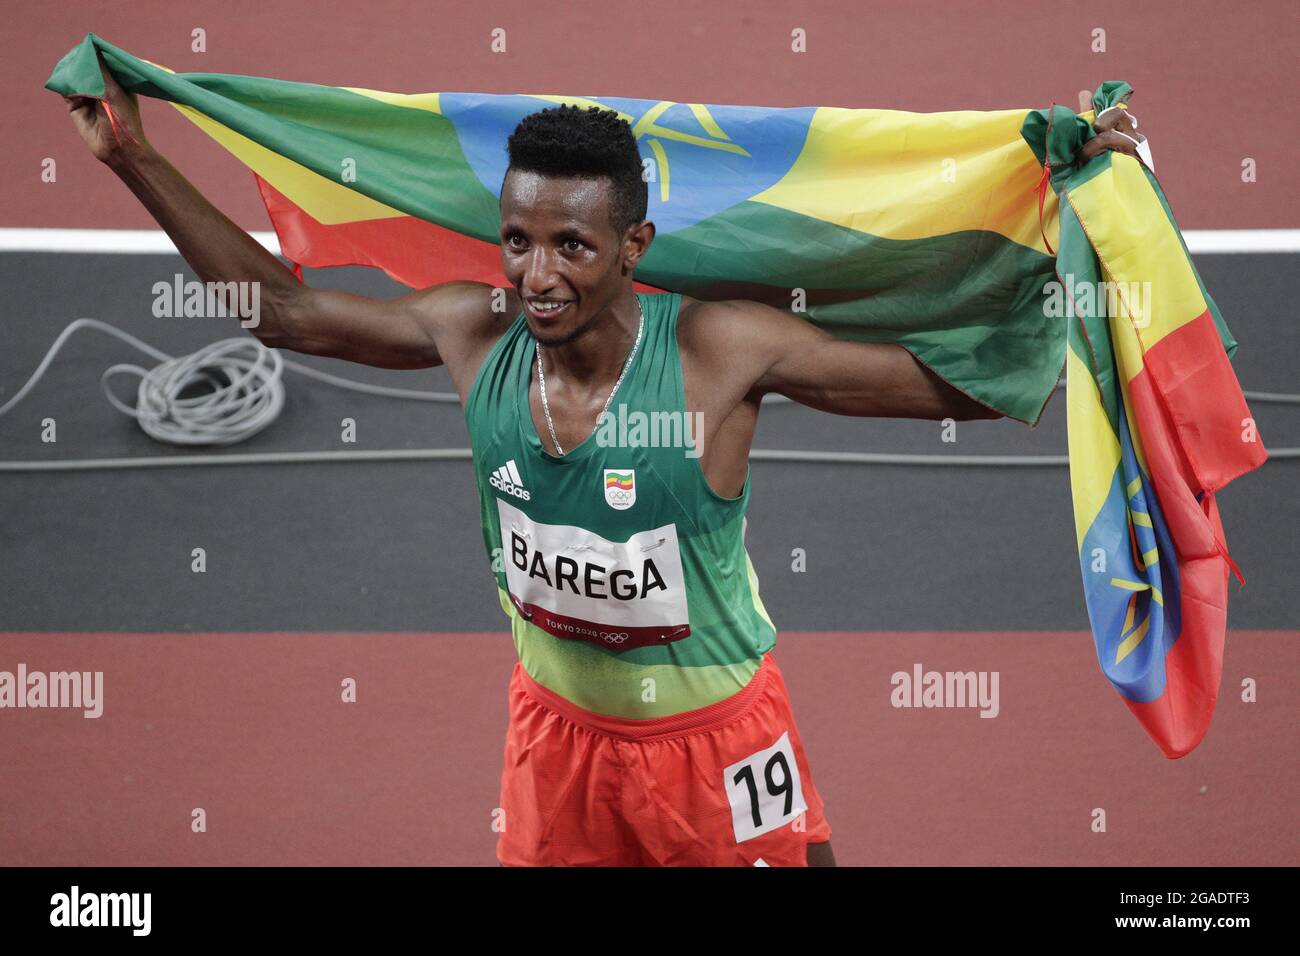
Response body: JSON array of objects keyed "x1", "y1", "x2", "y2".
[{"x1": 66, "y1": 60, "x2": 1143, "y2": 866}]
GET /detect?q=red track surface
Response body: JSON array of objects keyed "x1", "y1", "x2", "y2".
[{"x1": 1, "y1": 630, "x2": 1293, "y2": 865}]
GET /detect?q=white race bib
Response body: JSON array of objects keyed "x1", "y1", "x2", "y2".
[{"x1": 497, "y1": 498, "x2": 691, "y2": 650}]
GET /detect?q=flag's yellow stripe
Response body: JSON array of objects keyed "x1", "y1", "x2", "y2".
[
  {"x1": 1131, "y1": 512, "x2": 1153, "y2": 528},
  {"x1": 750, "y1": 106, "x2": 1055, "y2": 250},
  {"x1": 1115, "y1": 361, "x2": 1152, "y2": 479},
  {"x1": 1067, "y1": 157, "x2": 1208, "y2": 355},
  {"x1": 1063, "y1": 177, "x2": 1156, "y2": 480},
  {"x1": 169, "y1": 103, "x2": 404, "y2": 226},
  {"x1": 1067, "y1": 346, "x2": 1121, "y2": 547},
  {"x1": 341, "y1": 87, "x2": 441, "y2": 114}
]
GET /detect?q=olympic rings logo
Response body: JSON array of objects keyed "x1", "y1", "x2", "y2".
[
  {"x1": 606, "y1": 489, "x2": 634, "y2": 502},
  {"x1": 599, "y1": 631, "x2": 630, "y2": 644}
]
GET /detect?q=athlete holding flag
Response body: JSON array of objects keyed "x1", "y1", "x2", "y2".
[{"x1": 65, "y1": 59, "x2": 1143, "y2": 866}]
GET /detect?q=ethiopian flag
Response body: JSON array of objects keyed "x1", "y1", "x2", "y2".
[
  {"x1": 46, "y1": 34, "x2": 1266, "y2": 756},
  {"x1": 1040, "y1": 111, "x2": 1268, "y2": 756}
]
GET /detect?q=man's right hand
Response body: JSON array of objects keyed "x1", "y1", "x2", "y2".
[{"x1": 63, "y1": 51, "x2": 149, "y2": 165}]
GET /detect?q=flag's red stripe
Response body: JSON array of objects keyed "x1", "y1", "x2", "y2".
[
  {"x1": 255, "y1": 173, "x2": 505, "y2": 288},
  {"x1": 1138, "y1": 309, "x2": 1268, "y2": 492},
  {"x1": 1121, "y1": 310, "x2": 1265, "y2": 758},
  {"x1": 254, "y1": 174, "x2": 664, "y2": 294}
]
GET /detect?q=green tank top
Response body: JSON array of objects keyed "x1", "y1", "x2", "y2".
[{"x1": 463, "y1": 291, "x2": 777, "y2": 718}]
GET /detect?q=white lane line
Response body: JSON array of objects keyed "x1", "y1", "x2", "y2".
[{"x1": 0, "y1": 228, "x2": 1298, "y2": 255}]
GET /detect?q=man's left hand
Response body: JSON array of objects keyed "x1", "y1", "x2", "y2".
[{"x1": 1077, "y1": 88, "x2": 1151, "y2": 166}]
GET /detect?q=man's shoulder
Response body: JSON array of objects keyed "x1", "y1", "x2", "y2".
[
  {"x1": 408, "y1": 281, "x2": 522, "y2": 401},
  {"x1": 407, "y1": 281, "x2": 524, "y2": 361},
  {"x1": 676, "y1": 295, "x2": 796, "y2": 359},
  {"x1": 410, "y1": 280, "x2": 520, "y2": 331},
  {"x1": 674, "y1": 295, "x2": 803, "y2": 404},
  {"x1": 678, "y1": 294, "x2": 755, "y2": 337}
]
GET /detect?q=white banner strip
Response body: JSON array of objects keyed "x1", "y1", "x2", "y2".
[
  {"x1": 0, "y1": 228, "x2": 1297, "y2": 255},
  {"x1": 1181, "y1": 229, "x2": 1300, "y2": 253},
  {"x1": 0, "y1": 228, "x2": 282, "y2": 255}
]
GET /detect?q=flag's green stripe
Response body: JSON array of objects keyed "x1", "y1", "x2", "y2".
[
  {"x1": 46, "y1": 34, "x2": 501, "y2": 238},
  {"x1": 644, "y1": 202, "x2": 1062, "y2": 422},
  {"x1": 1059, "y1": 191, "x2": 1121, "y2": 434}
]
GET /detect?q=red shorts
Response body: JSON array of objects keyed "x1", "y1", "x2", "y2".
[{"x1": 496, "y1": 653, "x2": 832, "y2": 866}]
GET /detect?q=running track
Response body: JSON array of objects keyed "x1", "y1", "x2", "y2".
[{"x1": 1, "y1": 0, "x2": 1295, "y2": 865}]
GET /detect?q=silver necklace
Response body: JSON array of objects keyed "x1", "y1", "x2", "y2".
[{"x1": 536, "y1": 296, "x2": 645, "y2": 457}]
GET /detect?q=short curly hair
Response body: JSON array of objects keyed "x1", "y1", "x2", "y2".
[{"x1": 505, "y1": 104, "x2": 647, "y2": 236}]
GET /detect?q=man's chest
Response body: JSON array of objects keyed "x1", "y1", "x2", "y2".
[{"x1": 518, "y1": 340, "x2": 759, "y2": 501}]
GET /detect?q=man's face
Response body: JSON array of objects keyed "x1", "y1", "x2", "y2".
[{"x1": 499, "y1": 169, "x2": 638, "y2": 347}]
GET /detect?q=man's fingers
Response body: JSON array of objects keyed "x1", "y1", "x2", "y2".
[
  {"x1": 1082, "y1": 130, "x2": 1137, "y2": 161},
  {"x1": 63, "y1": 95, "x2": 100, "y2": 122},
  {"x1": 1079, "y1": 129, "x2": 1140, "y2": 163},
  {"x1": 1094, "y1": 108, "x2": 1138, "y2": 136}
]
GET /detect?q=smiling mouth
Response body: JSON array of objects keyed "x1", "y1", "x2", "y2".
[{"x1": 525, "y1": 299, "x2": 573, "y2": 321}]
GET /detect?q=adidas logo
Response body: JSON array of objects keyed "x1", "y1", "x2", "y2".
[{"x1": 489, "y1": 459, "x2": 531, "y2": 501}]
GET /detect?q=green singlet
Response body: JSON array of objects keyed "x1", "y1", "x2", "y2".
[{"x1": 464, "y1": 291, "x2": 776, "y2": 718}]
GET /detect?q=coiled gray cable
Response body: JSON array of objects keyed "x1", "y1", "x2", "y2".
[{"x1": 0, "y1": 318, "x2": 456, "y2": 446}]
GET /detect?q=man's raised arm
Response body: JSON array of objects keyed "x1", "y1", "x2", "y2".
[
  {"x1": 696, "y1": 299, "x2": 1002, "y2": 421},
  {"x1": 64, "y1": 52, "x2": 512, "y2": 389}
]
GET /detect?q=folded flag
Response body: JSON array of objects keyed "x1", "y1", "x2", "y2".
[
  {"x1": 46, "y1": 34, "x2": 1267, "y2": 756},
  {"x1": 1029, "y1": 98, "x2": 1269, "y2": 756}
]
